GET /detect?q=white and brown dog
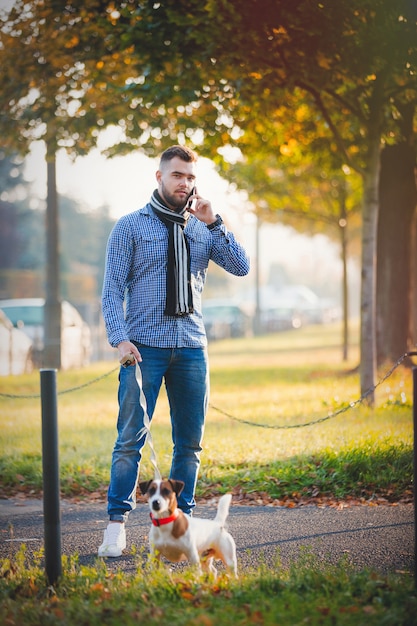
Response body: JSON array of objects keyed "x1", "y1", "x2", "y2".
[{"x1": 139, "y1": 478, "x2": 238, "y2": 577}]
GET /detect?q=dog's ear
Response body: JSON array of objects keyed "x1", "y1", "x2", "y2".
[
  {"x1": 169, "y1": 479, "x2": 185, "y2": 496},
  {"x1": 139, "y1": 479, "x2": 152, "y2": 495}
]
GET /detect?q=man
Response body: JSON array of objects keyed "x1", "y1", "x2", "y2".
[{"x1": 98, "y1": 145, "x2": 250, "y2": 557}]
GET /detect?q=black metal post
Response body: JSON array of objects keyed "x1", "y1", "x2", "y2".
[
  {"x1": 413, "y1": 367, "x2": 417, "y2": 589},
  {"x1": 40, "y1": 369, "x2": 62, "y2": 585}
]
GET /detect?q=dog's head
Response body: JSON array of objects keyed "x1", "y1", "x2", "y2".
[{"x1": 139, "y1": 478, "x2": 185, "y2": 516}]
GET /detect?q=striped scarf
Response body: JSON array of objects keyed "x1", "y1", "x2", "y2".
[{"x1": 150, "y1": 190, "x2": 194, "y2": 317}]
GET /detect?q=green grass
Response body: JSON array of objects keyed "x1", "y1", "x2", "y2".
[
  {"x1": 0, "y1": 547, "x2": 416, "y2": 625},
  {"x1": 0, "y1": 322, "x2": 413, "y2": 503}
]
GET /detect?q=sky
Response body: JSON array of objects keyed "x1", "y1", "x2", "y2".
[{"x1": 24, "y1": 138, "x2": 246, "y2": 223}]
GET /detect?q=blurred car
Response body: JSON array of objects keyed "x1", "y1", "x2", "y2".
[
  {"x1": 259, "y1": 286, "x2": 342, "y2": 332},
  {"x1": 0, "y1": 298, "x2": 91, "y2": 370},
  {"x1": 259, "y1": 299, "x2": 304, "y2": 332},
  {"x1": 275, "y1": 285, "x2": 341, "y2": 325},
  {"x1": 0, "y1": 309, "x2": 33, "y2": 375},
  {"x1": 203, "y1": 300, "x2": 252, "y2": 341}
]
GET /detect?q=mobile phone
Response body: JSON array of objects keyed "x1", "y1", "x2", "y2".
[{"x1": 187, "y1": 187, "x2": 196, "y2": 210}]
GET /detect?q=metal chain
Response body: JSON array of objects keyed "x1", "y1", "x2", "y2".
[
  {"x1": 210, "y1": 351, "x2": 415, "y2": 429},
  {"x1": 0, "y1": 365, "x2": 120, "y2": 399},
  {"x1": 0, "y1": 352, "x2": 415, "y2": 430}
]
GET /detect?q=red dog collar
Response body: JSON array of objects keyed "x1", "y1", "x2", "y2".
[{"x1": 150, "y1": 510, "x2": 179, "y2": 527}]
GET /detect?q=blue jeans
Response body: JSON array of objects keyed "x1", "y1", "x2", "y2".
[{"x1": 107, "y1": 345, "x2": 209, "y2": 521}]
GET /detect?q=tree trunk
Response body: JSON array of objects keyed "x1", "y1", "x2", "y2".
[
  {"x1": 44, "y1": 148, "x2": 61, "y2": 369},
  {"x1": 359, "y1": 75, "x2": 388, "y2": 405},
  {"x1": 411, "y1": 211, "x2": 417, "y2": 348},
  {"x1": 338, "y1": 181, "x2": 349, "y2": 361},
  {"x1": 359, "y1": 139, "x2": 380, "y2": 405},
  {"x1": 376, "y1": 142, "x2": 417, "y2": 365}
]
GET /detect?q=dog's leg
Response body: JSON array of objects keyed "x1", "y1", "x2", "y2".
[
  {"x1": 204, "y1": 556, "x2": 218, "y2": 579},
  {"x1": 187, "y1": 544, "x2": 203, "y2": 575},
  {"x1": 200, "y1": 549, "x2": 218, "y2": 579}
]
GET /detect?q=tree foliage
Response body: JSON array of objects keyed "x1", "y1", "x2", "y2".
[{"x1": 0, "y1": 0, "x2": 139, "y2": 156}]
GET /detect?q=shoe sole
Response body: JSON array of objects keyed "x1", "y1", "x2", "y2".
[{"x1": 98, "y1": 546, "x2": 124, "y2": 557}]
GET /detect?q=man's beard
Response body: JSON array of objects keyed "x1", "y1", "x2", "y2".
[{"x1": 159, "y1": 183, "x2": 187, "y2": 212}]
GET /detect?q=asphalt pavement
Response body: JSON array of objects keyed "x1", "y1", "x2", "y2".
[{"x1": 0, "y1": 497, "x2": 414, "y2": 577}]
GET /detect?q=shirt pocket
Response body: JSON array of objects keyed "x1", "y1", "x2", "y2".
[{"x1": 132, "y1": 230, "x2": 168, "y2": 275}]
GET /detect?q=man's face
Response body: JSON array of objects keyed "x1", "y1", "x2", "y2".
[{"x1": 156, "y1": 156, "x2": 196, "y2": 211}]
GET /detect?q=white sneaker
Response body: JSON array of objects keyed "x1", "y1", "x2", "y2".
[{"x1": 98, "y1": 523, "x2": 126, "y2": 557}]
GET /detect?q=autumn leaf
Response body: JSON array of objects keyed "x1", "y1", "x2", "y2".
[
  {"x1": 194, "y1": 615, "x2": 213, "y2": 626},
  {"x1": 316, "y1": 52, "x2": 332, "y2": 70},
  {"x1": 180, "y1": 591, "x2": 196, "y2": 601},
  {"x1": 64, "y1": 35, "x2": 79, "y2": 48},
  {"x1": 317, "y1": 606, "x2": 331, "y2": 615}
]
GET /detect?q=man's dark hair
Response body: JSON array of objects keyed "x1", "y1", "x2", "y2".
[{"x1": 160, "y1": 145, "x2": 198, "y2": 166}]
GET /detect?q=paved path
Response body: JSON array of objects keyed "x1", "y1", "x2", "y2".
[{"x1": 0, "y1": 498, "x2": 414, "y2": 576}]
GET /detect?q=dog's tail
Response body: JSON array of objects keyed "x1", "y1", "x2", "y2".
[{"x1": 214, "y1": 493, "x2": 232, "y2": 526}]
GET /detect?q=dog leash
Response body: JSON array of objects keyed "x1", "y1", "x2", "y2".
[{"x1": 132, "y1": 360, "x2": 162, "y2": 481}]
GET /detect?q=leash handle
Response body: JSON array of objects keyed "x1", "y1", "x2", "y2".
[{"x1": 133, "y1": 361, "x2": 162, "y2": 480}]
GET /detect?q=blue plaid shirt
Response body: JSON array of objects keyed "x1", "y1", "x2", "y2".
[{"x1": 102, "y1": 204, "x2": 250, "y2": 348}]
